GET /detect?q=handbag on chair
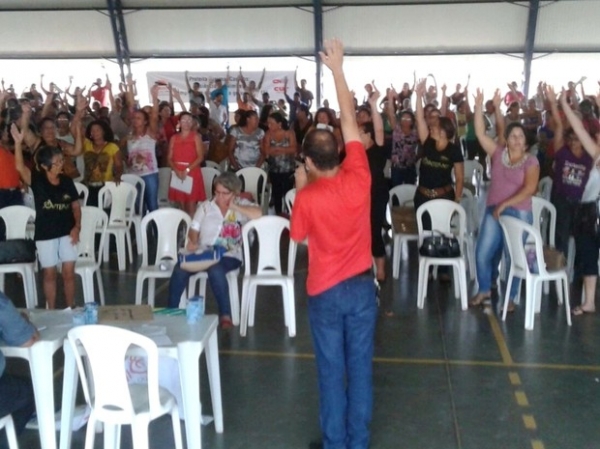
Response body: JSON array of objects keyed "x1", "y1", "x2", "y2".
[
  {"x1": 0, "y1": 239, "x2": 36, "y2": 264},
  {"x1": 419, "y1": 231, "x2": 460, "y2": 258}
]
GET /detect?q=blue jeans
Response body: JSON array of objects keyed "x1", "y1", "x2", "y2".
[
  {"x1": 390, "y1": 167, "x2": 416, "y2": 187},
  {"x1": 308, "y1": 273, "x2": 378, "y2": 449},
  {"x1": 475, "y1": 206, "x2": 533, "y2": 300},
  {"x1": 142, "y1": 172, "x2": 159, "y2": 213},
  {"x1": 167, "y1": 256, "x2": 241, "y2": 315},
  {"x1": 0, "y1": 373, "x2": 35, "y2": 440}
]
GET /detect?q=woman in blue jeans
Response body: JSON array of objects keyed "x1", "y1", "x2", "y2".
[
  {"x1": 470, "y1": 89, "x2": 540, "y2": 311},
  {"x1": 167, "y1": 172, "x2": 262, "y2": 328}
]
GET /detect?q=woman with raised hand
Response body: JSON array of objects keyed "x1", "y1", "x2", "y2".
[
  {"x1": 386, "y1": 88, "x2": 418, "y2": 186},
  {"x1": 12, "y1": 123, "x2": 81, "y2": 309},
  {"x1": 470, "y1": 89, "x2": 539, "y2": 311},
  {"x1": 413, "y1": 78, "x2": 464, "y2": 225},
  {"x1": 264, "y1": 111, "x2": 297, "y2": 215},
  {"x1": 359, "y1": 83, "x2": 389, "y2": 284},
  {"x1": 121, "y1": 84, "x2": 161, "y2": 213},
  {"x1": 560, "y1": 89, "x2": 600, "y2": 315},
  {"x1": 167, "y1": 112, "x2": 206, "y2": 217}
]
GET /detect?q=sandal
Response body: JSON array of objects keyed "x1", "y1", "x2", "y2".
[
  {"x1": 219, "y1": 316, "x2": 234, "y2": 330},
  {"x1": 572, "y1": 306, "x2": 595, "y2": 316},
  {"x1": 501, "y1": 302, "x2": 516, "y2": 314},
  {"x1": 469, "y1": 293, "x2": 490, "y2": 308}
]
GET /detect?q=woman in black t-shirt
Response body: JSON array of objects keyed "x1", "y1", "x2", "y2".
[
  {"x1": 413, "y1": 79, "x2": 464, "y2": 225},
  {"x1": 12, "y1": 124, "x2": 81, "y2": 309}
]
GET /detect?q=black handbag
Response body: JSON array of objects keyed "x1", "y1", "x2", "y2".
[
  {"x1": 419, "y1": 231, "x2": 461, "y2": 258},
  {"x1": 0, "y1": 239, "x2": 36, "y2": 264}
]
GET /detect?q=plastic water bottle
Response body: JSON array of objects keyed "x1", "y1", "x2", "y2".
[
  {"x1": 84, "y1": 302, "x2": 98, "y2": 325},
  {"x1": 186, "y1": 296, "x2": 204, "y2": 324}
]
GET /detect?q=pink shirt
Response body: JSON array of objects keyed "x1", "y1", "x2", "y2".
[{"x1": 486, "y1": 146, "x2": 538, "y2": 210}]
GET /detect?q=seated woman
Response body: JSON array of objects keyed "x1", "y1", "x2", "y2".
[
  {"x1": 470, "y1": 89, "x2": 539, "y2": 311},
  {"x1": 560, "y1": 90, "x2": 600, "y2": 315},
  {"x1": 167, "y1": 171, "x2": 262, "y2": 329},
  {"x1": 12, "y1": 124, "x2": 81, "y2": 309}
]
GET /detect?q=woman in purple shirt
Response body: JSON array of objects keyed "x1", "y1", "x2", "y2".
[{"x1": 470, "y1": 89, "x2": 540, "y2": 311}]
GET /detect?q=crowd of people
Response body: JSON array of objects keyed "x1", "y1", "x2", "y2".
[{"x1": 2, "y1": 42, "x2": 600, "y2": 449}]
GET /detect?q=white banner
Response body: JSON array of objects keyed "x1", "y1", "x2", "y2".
[{"x1": 146, "y1": 70, "x2": 296, "y2": 108}]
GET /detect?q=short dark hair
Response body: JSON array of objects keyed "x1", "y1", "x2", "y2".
[
  {"x1": 35, "y1": 145, "x2": 63, "y2": 171},
  {"x1": 438, "y1": 116, "x2": 456, "y2": 141},
  {"x1": 302, "y1": 129, "x2": 339, "y2": 171},
  {"x1": 238, "y1": 110, "x2": 258, "y2": 127},
  {"x1": 504, "y1": 122, "x2": 527, "y2": 141}
]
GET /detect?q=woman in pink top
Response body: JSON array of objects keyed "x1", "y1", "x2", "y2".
[
  {"x1": 470, "y1": 89, "x2": 540, "y2": 311},
  {"x1": 167, "y1": 112, "x2": 206, "y2": 216}
]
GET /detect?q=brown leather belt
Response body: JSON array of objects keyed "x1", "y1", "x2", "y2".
[{"x1": 417, "y1": 185, "x2": 453, "y2": 199}]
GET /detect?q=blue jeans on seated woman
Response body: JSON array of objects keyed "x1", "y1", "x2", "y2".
[
  {"x1": 142, "y1": 172, "x2": 159, "y2": 213},
  {"x1": 167, "y1": 256, "x2": 241, "y2": 314},
  {"x1": 475, "y1": 206, "x2": 533, "y2": 301}
]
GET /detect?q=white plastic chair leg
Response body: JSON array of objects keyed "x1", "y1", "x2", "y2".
[
  {"x1": 148, "y1": 278, "x2": 156, "y2": 307},
  {"x1": 135, "y1": 275, "x2": 145, "y2": 305},
  {"x1": 96, "y1": 270, "x2": 105, "y2": 305},
  {"x1": 0, "y1": 414, "x2": 19, "y2": 449},
  {"x1": 170, "y1": 409, "x2": 183, "y2": 449},
  {"x1": 227, "y1": 272, "x2": 240, "y2": 326},
  {"x1": 392, "y1": 238, "x2": 401, "y2": 279}
]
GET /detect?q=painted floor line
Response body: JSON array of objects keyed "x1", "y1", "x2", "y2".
[
  {"x1": 515, "y1": 391, "x2": 530, "y2": 407},
  {"x1": 522, "y1": 414, "x2": 537, "y2": 430}
]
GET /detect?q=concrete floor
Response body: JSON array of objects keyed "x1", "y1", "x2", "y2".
[{"x1": 4, "y1": 209, "x2": 600, "y2": 449}]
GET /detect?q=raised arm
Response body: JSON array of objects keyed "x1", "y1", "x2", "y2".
[
  {"x1": 492, "y1": 89, "x2": 506, "y2": 147},
  {"x1": 440, "y1": 84, "x2": 448, "y2": 116},
  {"x1": 238, "y1": 67, "x2": 247, "y2": 90},
  {"x1": 368, "y1": 81, "x2": 384, "y2": 146},
  {"x1": 40, "y1": 74, "x2": 51, "y2": 96},
  {"x1": 545, "y1": 85, "x2": 563, "y2": 151},
  {"x1": 11, "y1": 124, "x2": 32, "y2": 186},
  {"x1": 19, "y1": 102, "x2": 40, "y2": 150},
  {"x1": 386, "y1": 88, "x2": 397, "y2": 129},
  {"x1": 414, "y1": 78, "x2": 429, "y2": 144},
  {"x1": 257, "y1": 68, "x2": 266, "y2": 90},
  {"x1": 320, "y1": 39, "x2": 358, "y2": 143},
  {"x1": 474, "y1": 89, "x2": 498, "y2": 155},
  {"x1": 294, "y1": 67, "x2": 300, "y2": 92},
  {"x1": 184, "y1": 70, "x2": 193, "y2": 92},
  {"x1": 149, "y1": 84, "x2": 160, "y2": 137},
  {"x1": 561, "y1": 90, "x2": 600, "y2": 159},
  {"x1": 172, "y1": 87, "x2": 187, "y2": 112}
]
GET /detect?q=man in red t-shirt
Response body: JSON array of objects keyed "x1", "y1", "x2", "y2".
[{"x1": 290, "y1": 39, "x2": 377, "y2": 449}]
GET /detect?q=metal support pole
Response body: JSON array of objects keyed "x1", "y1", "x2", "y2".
[
  {"x1": 523, "y1": 0, "x2": 540, "y2": 98},
  {"x1": 313, "y1": 0, "x2": 324, "y2": 108},
  {"x1": 106, "y1": 0, "x2": 131, "y2": 82}
]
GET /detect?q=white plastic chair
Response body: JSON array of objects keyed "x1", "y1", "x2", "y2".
[
  {"x1": 284, "y1": 188, "x2": 296, "y2": 215},
  {"x1": 98, "y1": 182, "x2": 137, "y2": 271},
  {"x1": 201, "y1": 167, "x2": 220, "y2": 201},
  {"x1": 218, "y1": 159, "x2": 229, "y2": 173},
  {"x1": 457, "y1": 189, "x2": 477, "y2": 280},
  {"x1": 122, "y1": 174, "x2": 146, "y2": 256},
  {"x1": 0, "y1": 414, "x2": 18, "y2": 449},
  {"x1": 537, "y1": 176, "x2": 552, "y2": 202},
  {"x1": 158, "y1": 167, "x2": 172, "y2": 208},
  {"x1": 462, "y1": 160, "x2": 484, "y2": 196},
  {"x1": 135, "y1": 208, "x2": 191, "y2": 307},
  {"x1": 66, "y1": 325, "x2": 183, "y2": 449},
  {"x1": 74, "y1": 181, "x2": 89, "y2": 206},
  {"x1": 236, "y1": 167, "x2": 268, "y2": 213},
  {"x1": 416, "y1": 199, "x2": 469, "y2": 310},
  {"x1": 0, "y1": 206, "x2": 38, "y2": 308},
  {"x1": 240, "y1": 216, "x2": 297, "y2": 337},
  {"x1": 499, "y1": 216, "x2": 571, "y2": 330},
  {"x1": 75, "y1": 207, "x2": 108, "y2": 306},
  {"x1": 388, "y1": 185, "x2": 419, "y2": 279},
  {"x1": 187, "y1": 269, "x2": 241, "y2": 324},
  {"x1": 204, "y1": 160, "x2": 222, "y2": 171}
]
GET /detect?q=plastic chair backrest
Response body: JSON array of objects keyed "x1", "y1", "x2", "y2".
[
  {"x1": 201, "y1": 167, "x2": 220, "y2": 200},
  {"x1": 78, "y1": 206, "x2": 108, "y2": 265},
  {"x1": 204, "y1": 160, "x2": 222, "y2": 171},
  {"x1": 416, "y1": 199, "x2": 467, "y2": 247},
  {"x1": 140, "y1": 208, "x2": 191, "y2": 267},
  {"x1": 236, "y1": 167, "x2": 267, "y2": 205},
  {"x1": 98, "y1": 182, "x2": 137, "y2": 225},
  {"x1": 537, "y1": 176, "x2": 552, "y2": 201},
  {"x1": 0, "y1": 205, "x2": 36, "y2": 239},
  {"x1": 242, "y1": 216, "x2": 296, "y2": 276},
  {"x1": 158, "y1": 167, "x2": 171, "y2": 205},
  {"x1": 499, "y1": 216, "x2": 547, "y2": 275},
  {"x1": 531, "y1": 196, "x2": 556, "y2": 246},
  {"x1": 464, "y1": 160, "x2": 483, "y2": 185},
  {"x1": 284, "y1": 188, "x2": 296, "y2": 214},
  {"x1": 67, "y1": 325, "x2": 161, "y2": 423},
  {"x1": 122, "y1": 174, "x2": 145, "y2": 215},
  {"x1": 74, "y1": 182, "x2": 89, "y2": 206},
  {"x1": 389, "y1": 184, "x2": 417, "y2": 208}
]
